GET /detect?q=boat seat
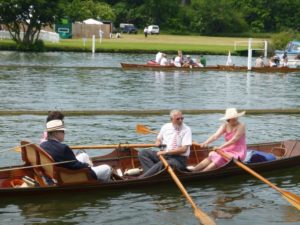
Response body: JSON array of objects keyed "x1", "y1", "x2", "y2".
[
  {"x1": 21, "y1": 141, "x2": 96, "y2": 186},
  {"x1": 21, "y1": 140, "x2": 46, "y2": 186}
]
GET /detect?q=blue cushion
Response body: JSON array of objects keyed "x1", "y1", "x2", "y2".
[{"x1": 244, "y1": 150, "x2": 276, "y2": 163}]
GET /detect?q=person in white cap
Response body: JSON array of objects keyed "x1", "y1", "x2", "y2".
[
  {"x1": 40, "y1": 120, "x2": 112, "y2": 182},
  {"x1": 189, "y1": 108, "x2": 247, "y2": 172}
]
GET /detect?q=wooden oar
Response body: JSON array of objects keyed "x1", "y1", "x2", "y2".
[
  {"x1": 137, "y1": 123, "x2": 300, "y2": 210},
  {"x1": 14, "y1": 143, "x2": 158, "y2": 152},
  {"x1": 159, "y1": 155, "x2": 215, "y2": 225},
  {"x1": 136, "y1": 124, "x2": 215, "y2": 224},
  {"x1": 213, "y1": 148, "x2": 300, "y2": 210}
]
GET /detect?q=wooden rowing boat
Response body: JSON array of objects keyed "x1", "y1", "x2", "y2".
[
  {"x1": 121, "y1": 63, "x2": 300, "y2": 73},
  {"x1": 0, "y1": 140, "x2": 299, "y2": 196}
]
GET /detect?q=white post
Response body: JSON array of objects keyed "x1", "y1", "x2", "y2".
[
  {"x1": 92, "y1": 35, "x2": 95, "y2": 53},
  {"x1": 247, "y1": 38, "x2": 252, "y2": 70},
  {"x1": 83, "y1": 37, "x2": 86, "y2": 47},
  {"x1": 264, "y1": 40, "x2": 268, "y2": 62}
]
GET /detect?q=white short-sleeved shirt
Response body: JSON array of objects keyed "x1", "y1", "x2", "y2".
[
  {"x1": 160, "y1": 57, "x2": 168, "y2": 66},
  {"x1": 155, "y1": 52, "x2": 163, "y2": 63},
  {"x1": 174, "y1": 56, "x2": 182, "y2": 67},
  {"x1": 157, "y1": 123, "x2": 192, "y2": 157}
]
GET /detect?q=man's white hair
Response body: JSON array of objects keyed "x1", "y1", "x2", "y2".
[{"x1": 170, "y1": 109, "x2": 182, "y2": 118}]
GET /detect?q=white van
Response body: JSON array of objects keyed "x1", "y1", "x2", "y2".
[{"x1": 147, "y1": 25, "x2": 159, "y2": 34}]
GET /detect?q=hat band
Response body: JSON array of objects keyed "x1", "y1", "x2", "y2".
[{"x1": 47, "y1": 125, "x2": 65, "y2": 131}]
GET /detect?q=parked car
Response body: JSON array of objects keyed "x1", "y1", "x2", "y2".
[
  {"x1": 120, "y1": 23, "x2": 138, "y2": 34},
  {"x1": 147, "y1": 25, "x2": 159, "y2": 34}
]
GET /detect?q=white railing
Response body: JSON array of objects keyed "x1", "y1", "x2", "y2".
[{"x1": 0, "y1": 30, "x2": 59, "y2": 43}]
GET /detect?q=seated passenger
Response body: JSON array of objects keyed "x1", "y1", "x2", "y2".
[
  {"x1": 174, "y1": 50, "x2": 183, "y2": 67},
  {"x1": 200, "y1": 55, "x2": 207, "y2": 67},
  {"x1": 182, "y1": 55, "x2": 199, "y2": 67},
  {"x1": 255, "y1": 56, "x2": 264, "y2": 67},
  {"x1": 160, "y1": 53, "x2": 169, "y2": 66},
  {"x1": 189, "y1": 108, "x2": 247, "y2": 172},
  {"x1": 282, "y1": 52, "x2": 288, "y2": 67},
  {"x1": 174, "y1": 55, "x2": 182, "y2": 67},
  {"x1": 269, "y1": 57, "x2": 277, "y2": 67},
  {"x1": 155, "y1": 52, "x2": 163, "y2": 64},
  {"x1": 40, "y1": 120, "x2": 112, "y2": 182}
]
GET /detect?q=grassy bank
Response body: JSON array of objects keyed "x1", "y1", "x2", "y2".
[{"x1": 0, "y1": 34, "x2": 267, "y2": 55}]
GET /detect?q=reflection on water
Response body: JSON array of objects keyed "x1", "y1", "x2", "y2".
[{"x1": 0, "y1": 173, "x2": 298, "y2": 225}]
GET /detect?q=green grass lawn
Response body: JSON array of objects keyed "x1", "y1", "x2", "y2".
[{"x1": 0, "y1": 34, "x2": 268, "y2": 55}]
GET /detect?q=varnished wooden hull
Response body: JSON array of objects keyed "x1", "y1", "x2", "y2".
[
  {"x1": 121, "y1": 63, "x2": 300, "y2": 73},
  {"x1": 0, "y1": 140, "x2": 299, "y2": 196}
]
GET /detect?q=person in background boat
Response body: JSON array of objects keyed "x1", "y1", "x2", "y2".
[
  {"x1": 173, "y1": 50, "x2": 184, "y2": 67},
  {"x1": 40, "y1": 111, "x2": 65, "y2": 143},
  {"x1": 155, "y1": 52, "x2": 163, "y2": 64},
  {"x1": 255, "y1": 56, "x2": 264, "y2": 67},
  {"x1": 200, "y1": 55, "x2": 206, "y2": 67},
  {"x1": 160, "y1": 53, "x2": 169, "y2": 66},
  {"x1": 40, "y1": 120, "x2": 112, "y2": 182},
  {"x1": 138, "y1": 110, "x2": 192, "y2": 178},
  {"x1": 281, "y1": 52, "x2": 288, "y2": 67},
  {"x1": 269, "y1": 56, "x2": 278, "y2": 67},
  {"x1": 189, "y1": 108, "x2": 247, "y2": 172},
  {"x1": 182, "y1": 55, "x2": 202, "y2": 67}
]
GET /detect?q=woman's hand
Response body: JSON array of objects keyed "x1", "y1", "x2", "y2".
[
  {"x1": 200, "y1": 142, "x2": 208, "y2": 148},
  {"x1": 213, "y1": 146, "x2": 220, "y2": 151}
]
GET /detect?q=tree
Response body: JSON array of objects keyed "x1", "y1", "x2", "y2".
[
  {"x1": 65, "y1": 0, "x2": 116, "y2": 22},
  {"x1": 189, "y1": 0, "x2": 248, "y2": 34},
  {"x1": 0, "y1": 0, "x2": 64, "y2": 50}
]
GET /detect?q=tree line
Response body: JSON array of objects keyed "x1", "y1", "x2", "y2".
[
  {"x1": 76, "y1": 0, "x2": 300, "y2": 35},
  {"x1": 0, "y1": 0, "x2": 299, "y2": 50}
]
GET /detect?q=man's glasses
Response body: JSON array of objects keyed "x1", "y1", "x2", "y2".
[{"x1": 176, "y1": 117, "x2": 184, "y2": 121}]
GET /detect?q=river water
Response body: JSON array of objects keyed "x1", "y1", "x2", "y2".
[{"x1": 0, "y1": 51, "x2": 299, "y2": 225}]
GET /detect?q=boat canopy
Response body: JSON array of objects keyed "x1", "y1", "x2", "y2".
[{"x1": 285, "y1": 41, "x2": 300, "y2": 54}]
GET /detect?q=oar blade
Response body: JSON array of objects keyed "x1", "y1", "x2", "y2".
[
  {"x1": 194, "y1": 208, "x2": 216, "y2": 225},
  {"x1": 282, "y1": 190, "x2": 300, "y2": 210},
  {"x1": 15, "y1": 146, "x2": 21, "y2": 152},
  {"x1": 136, "y1": 124, "x2": 151, "y2": 134}
]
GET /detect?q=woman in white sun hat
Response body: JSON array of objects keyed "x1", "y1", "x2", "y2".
[{"x1": 189, "y1": 108, "x2": 247, "y2": 172}]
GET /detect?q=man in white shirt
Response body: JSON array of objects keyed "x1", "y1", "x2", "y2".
[
  {"x1": 160, "y1": 53, "x2": 169, "y2": 66},
  {"x1": 138, "y1": 110, "x2": 192, "y2": 178}
]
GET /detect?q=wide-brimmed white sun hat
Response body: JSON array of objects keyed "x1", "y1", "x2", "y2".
[
  {"x1": 219, "y1": 108, "x2": 246, "y2": 121},
  {"x1": 46, "y1": 120, "x2": 66, "y2": 132}
]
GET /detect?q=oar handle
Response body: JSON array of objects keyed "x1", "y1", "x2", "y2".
[{"x1": 71, "y1": 143, "x2": 158, "y2": 149}]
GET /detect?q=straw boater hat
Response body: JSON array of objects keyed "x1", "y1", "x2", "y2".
[
  {"x1": 220, "y1": 108, "x2": 246, "y2": 121},
  {"x1": 46, "y1": 120, "x2": 66, "y2": 132}
]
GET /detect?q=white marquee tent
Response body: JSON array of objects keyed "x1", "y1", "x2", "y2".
[{"x1": 83, "y1": 18, "x2": 103, "y2": 25}]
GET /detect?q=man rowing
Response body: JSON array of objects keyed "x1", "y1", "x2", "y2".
[{"x1": 138, "y1": 110, "x2": 192, "y2": 178}]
